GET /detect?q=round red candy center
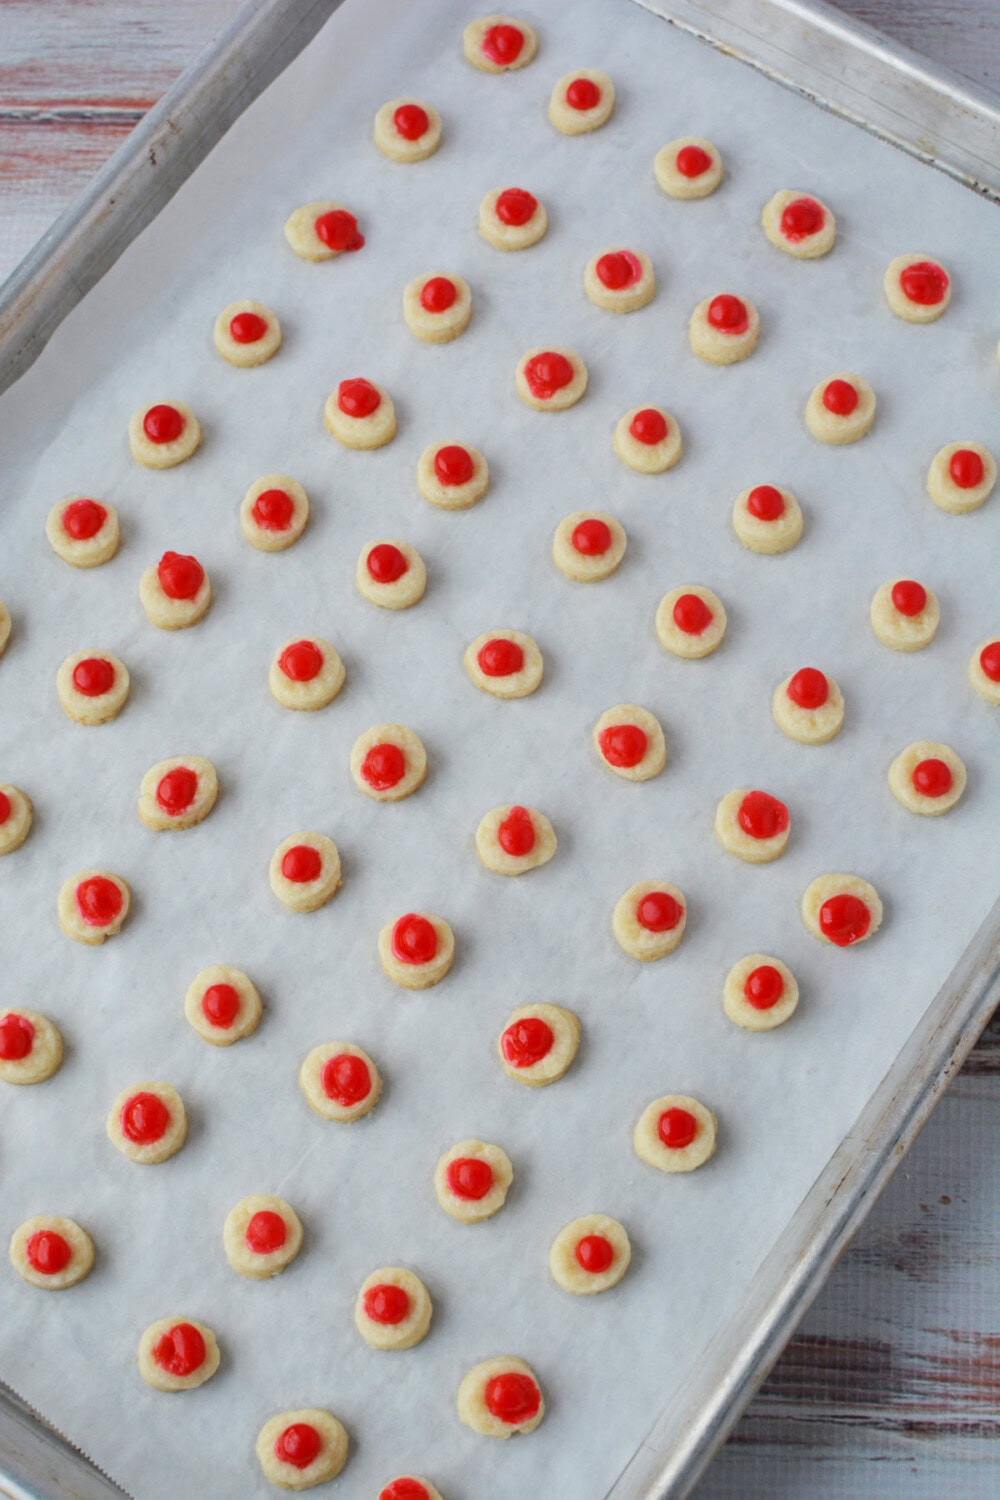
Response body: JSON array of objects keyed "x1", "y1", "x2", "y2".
[
  {"x1": 637, "y1": 891, "x2": 682, "y2": 932},
  {"x1": 575, "y1": 1234, "x2": 614, "y2": 1273},
  {"x1": 122, "y1": 1091, "x2": 169, "y2": 1145},
  {"x1": 891, "y1": 579, "x2": 926, "y2": 617},
  {"x1": 658, "y1": 1106, "x2": 698, "y2": 1149},
  {"x1": 949, "y1": 449, "x2": 984, "y2": 489},
  {"x1": 477, "y1": 637, "x2": 523, "y2": 677},
  {"x1": 154, "y1": 1323, "x2": 204, "y2": 1377},
  {"x1": 420, "y1": 276, "x2": 457, "y2": 313},
  {"x1": 708, "y1": 294, "x2": 748, "y2": 333},
  {"x1": 0, "y1": 791, "x2": 9, "y2": 825},
  {"x1": 913, "y1": 757, "x2": 952, "y2": 797},
  {"x1": 274, "y1": 1423, "x2": 321, "y2": 1470},
  {"x1": 281, "y1": 845, "x2": 322, "y2": 883},
  {"x1": 392, "y1": 914, "x2": 437, "y2": 965},
  {"x1": 572, "y1": 518, "x2": 612, "y2": 556},
  {"x1": 0, "y1": 1013, "x2": 34, "y2": 1061},
  {"x1": 446, "y1": 1156, "x2": 493, "y2": 1200},
  {"x1": 980, "y1": 642, "x2": 1000, "y2": 682},
  {"x1": 566, "y1": 77, "x2": 600, "y2": 110},
  {"x1": 75, "y1": 874, "x2": 122, "y2": 926},
  {"x1": 498, "y1": 806, "x2": 535, "y2": 856},
  {"x1": 780, "y1": 196, "x2": 824, "y2": 240},
  {"x1": 629, "y1": 408, "x2": 667, "y2": 445},
  {"x1": 366, "y1": 543, "x2": 408, "y2": 583},
  {"x1": 63, "y1": 498, "x2": 107, "y2": 540},
  {"x1": 744, "y1": 964, "x2": 784, "y2": 1009},
  {"x1": 279, "y1": 640, "x2": 323, "y2": 682},
  {"x1": 202, "y1": 983, "x2": 240, "y2": 1029},
  {"x1": 673, "y1": 592, "x2": 713, "y2": 635},
  {"x1": 524, "y1": 351, "x2": 574, "y2": 400},
  {"x1": 823, "y1": 379, "x2": 858, "y2": 416},
  {"x1": 363, "y1": 1283, "x2": 410, "y2": 1325},
  {"x1": 394, "y1": 103, "x2": 429, "y2": 140},
  {"x1": 380, "y1": 1481, "x2": 431, "y2": 1500},
  {"x1": 26, "y1": 1229, "x2": 72, "y2": 1276},
  {"x1": 158, "y1": 550, "x2": 204, "y2": 601},
  {"x1": 496, "y1": 187, "x2": 537, "y2": 226},
  {"x1": 482, "y1": 21, "x2": 523, "y2": 63},
  {"x1": 900, "y1": 260, "x2": 948, "y2": 305},
  {"x1": 315, "y1": 208, "x2": 362, "y2": 251},
  {"x1": 747, "y1": 484, "x2": 785, "y2": 521},
  {"x1": 596, "y1": 251, "x2": 642, "y2": 290},
  {"x1": 434, "y1": 444, "x2": 474, "y2": 486},
  {"x1": 253, "y1": 488, "x2": 295, "y2": 530},
  {"x1": 485, "y1": 1372, "x2": 541, "y2": 1424},
  {"x1": 337, "y1": 378, "x2": 381, "y2": 418},
  {"x1": 787, "y1": 667, "x2": 828, "y2": 710},
  {"x1": 143, "y1": 404, "x2": 183, "y2": 444},
  {"x1": 501, "y1": 1016, "x2": 554, "y2": 1069},
  {"x1": 819, "y1": 893, "x2": 871, "y2": 946},
  {"x1": 599, "y1": 723, "x2": 648, "y2": 768},
  {"x1": 676, "y1": 144, "x2": 712, "y2": 177},
  {"x1": 738, "y1": 790, "x2": 789, "y2": 840},
  {"x1": 322, "y1": 1053, "x2": 371, "y2": 1106},
  {"x1": 246, "y1": 1210, "x2": 287, "y2": 1254},
  {"x1": 229, "y1": 311, "x2": 267, "y2": 344},
  {"x1": 72, "y1": 657, "x2": 115, "y2": 697},
  {"x1": 156, "y1": 766, "x2": 198, "y2": 815},
  {"x1": 361, "y1": 742, "x2": 406, "y2": 791}
]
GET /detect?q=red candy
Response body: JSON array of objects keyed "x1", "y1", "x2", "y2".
[
  {"x1": 315, "y1": 208, "x2": 363, "y2": 252},
  {"x1": 322, "y1": 1053, "x2": 371, "y2": 1106},
  {"x1": 629, "y1": 408, "x2": 667, "y2": 445},
  {"x1": 72, "y1": 657, "x2": 115, "y2": 697},
  {"x1": 899, "y1": 260, "x2": 948, "y2": 305},
  {"x1": 980, "y1": 642, "x2": 1000, "y2": 682},
  {"x1": 738, "y1": 790, "x2": 789, "y2": 841},
  {"x1": 246, "y1": 1210, "x2": 287, "y2": 1255},
  {"x1": 572, "y1": 518, "x2": 612, "y2": 556},
  {"x1": 637, "y1": 891, "x2": 682, "y2": 932},
  {"x1": 229, "y1": 311, "x2": 267, "y2": 344},
  {"x1": 744, "y1": 964, "x2": 784, "y2": 1010},
  {"x1": 26, "y1": 1229, "x2": 72, "y2": 1276},
  {"x1": 156, "y1": 766, "x2": 198, "y2": 816},
  {"x1": 361, "y1": 743, "x2": 406, "y2": 791},
  {"x1": 747, "y1": 484, "x2": 785, "y2": 521},
  {"x1": 158, "y1": 550, "x2": 204, "y2": 601},
  {"x1": 253, "y1": 488, "x2": 295, "y2": 531},
  {"x1": 822, "y1": 379, "x2": 858, "y2": 416},
  {"x1": 482, "y1": 21, "x2": 524, "y2": 64},
  {"x1": 337, "y1": 378, "x2": 381, "y2": 418},
  {"x1": 598, "y1": 723, "x2": 648, "y2": 768},
  {"x1": 281, "y1": 845, "x2": 322, "y2": 883},
  {"x1": 275, "y1": 1423, "x2": 321, "y2": 1470},
  {"x1": 121, "y1": 1091, "x2": 170, "y2": 1145},
  {"x1": 279, "y1": 640, "x2": 323, "y2": 682},
  {"x1": 673, "y1": 592, "x2": 713, "y2": 635},
  {"x1": 949, "y1": 449, "x2": 984, "y2": 489},
  {"x1": 363, "y1": 1284, "x2": 410, "y2": 1325},
  {"x1": 819, "y1": 893, "x2": 871, "y2": 946},
  {"x1": 394, "y1": 103, "x2": 429, "y2": 140},
  {"x1": 596, "y1": 251, "x2": 642, "y2": 290},
  {"x1": 891, "y1": 579, "x2": 926, "y2": 617},
  {"x1": 75, "y1": 875, "x2": 122, "y2": 926},
  {"x1": 420, "y1": 276, "x2": 457, "y2": 314},
  {"x1": 380, "y1": 1482, "x2": 431, "y2": 1500},
  {"x1": 676, "y1": 144, "x2": 712, "y2": 177},
  {"x1": 498, "y1": 806, "x2": 535, "y2": 856},
  {"x1": 477, "y1": 637, "x2": 523, "y2": 677},
  {"x1": 154, "y1": 1323, "x2": 204, "y2": 1377},
  {"x1": 202, "y1": 983, "x2": 240, "y2": 1029},
  {"x1": 501, "y1": 1016, "x2": 554, "y2": 1069},
  {"x1": 658, "y1": 1106, "x2": 698, "y2": 1149},
  {"x1": 392, "y1": 914, "x2": 437, "y2": 966},
  {"x1": 0, "y1": 791, "x2": 9, "y2": 824},
  {"x1": 485, "y1": 1372, "x2": 540, "y2": 1424},
  {"x1": 447, "y1": 1156, "x2": 493, "y2": 1200},
  {"x1": 787, "y1": 667, "x2": 828, "y2": 710},
  {"x1": 366, "y1": 543, "x2": 408, "y2": 583},
  {"x1": 0, "y1": 1012, "x2": 34, "y2": 1061},
  {"x1": 496, "y1": 188, "x2": 537, "y2": 226},
  {"x1": 523, "y1": 351, "x2": 574, "y2": 400},
  {"x1": 780, "y1": 196, "x2": 825, "y2": 240},
  {"x1": 575, "y1": 1234, "x2": 614, "y2": 1273},
  {"x1": 434, "y1": 445, "x2": 474, "y2": 486},
  {"x1": 143, "y1": 404, "x2": 184, "y2": 444},
  {"x1": 62, "y1": 498, "x2": 107, "y2": 540},
  {"x1": 707, "y1": 294, "x2": 748, "y2": 334},
  {"x1": 913, "y1": 758, "x2": 953, "y2": 797},
  {"x1": 566, "y1": 77, "x2": 600, "y2": 110}
]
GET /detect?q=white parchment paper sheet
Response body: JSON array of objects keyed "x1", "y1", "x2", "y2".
[{"x1": 1, "y1": 0, "x2": 998, "y2": 1496}]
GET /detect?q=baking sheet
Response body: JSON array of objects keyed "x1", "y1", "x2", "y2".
[{"x1": 0, "y1": 0, "x2": 998, "y2": 1497}]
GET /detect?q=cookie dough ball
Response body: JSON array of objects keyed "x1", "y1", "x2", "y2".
[
  {"x1": 299, "y1": 1042, "x2": 381, "y2": 1123},
  {"x1": 802, "y1": 874, "x2": 882, "y2": 947},
  {"x1": 969, "y1": 638, "x2": 1000, "y2": 704},
  {"x1": 761, "y1": 190, "x2": 836, "y2": 258},
  {"x1": 870, "y1": 578, "x2": 939, "y2": 651},
  {"x1": 351, "y1": 724, "x2": 427, "y2": 802},
  {"x1": 689, "y1": 293, "x2": 759, "y2": 365},
  {"x1": 58, "y1": 869, "x2": 131, "y2": 944},
  {"x1": 634, "y1": 1094, "x2": 717, "y2": 1173},
  {"x1": 549, "y1": 70, "x2": 614, "y2": 134},
  {"x1": 805, "y1": 373, "x2": 876, "y2": 444},
  {"x1": 434, "y1": 1140, "x2": 512, "y2": 1223},
  {"x1": 184, "y1": 964, "x2": 262, "y2": 1047},
  {"x1": 269, "y1": 832, "x2": 341, "y2": 912},
  {"x1": 324, "y1": 378, "x2": 396, "y2": 449},
  {"x1": 356, "y1": 540, "x2": 426, "y2": 609},
  {"x1": 57, "y1": 650, "x2": 129, "y2": 725},
  {"x1": 0, "y1": 1009, "x2": 63, "y2": 1084},
  {"x1": 613, "y1": 406, "x2": 682, "y2": 473},
  {"x1": 213, "y1": 300, "x2": 281, "y2": 367},
  {"x1": 378, "y1": 1479, "x2": 443, "y2": 1500},
  {"x1": 723, "y1": 955, "x2": 799, "y2": 1031},
  {"x1": 463, "y1": 14, "x2": 538, "y2": 71},
  {"x1": 417, "y1": 441, "x2": 489, "y2": 509},
  {"x1": 552, "y1": 511, "x2": 626, "y2": 581},
  {"x1": 654, "y1": 136, "x2": 723, "y2": 199},
  {"x1": 715, "y1": 789, "x2": 790, "y2": 863},
  {"x1": 549, "y1": 1214, "x2": 631, "y2": 1294},
  {"x1": 656, "y1": 585, "x2": 727, "y2": 659},
  {"x1": 515, "y1": 347, "x2": 587, "y2": 410},
  {"x1": 138, "y1": 756, "x2": 218, "y2": 831},
  {"x1": 732, "y1": 483, "x2": 803, "y2": 554},
  {"x1": 584, "y1": 248, "x2": 654, "y2": 313},
  {"x1": 479, "y1": 186, "x2": 548, "y2": 250},
  {"x1": 45, "y1": 496, "x2": 120, "y2": 568},
  {"x1": 458, "y1": 1357, "x2": 543, "y2": 1437},
  {"x1": 223, "y1": 1195, "x2": 303, "y2": 1279},
  {"x1": 241, "y1": 474, "x2": 310, "y2": 550},
  {"x1": 378, "y1": 912, "x2": 454, "y2": 990},
  {"x1": 375, "y1": 99, "x2": 441, "y2": 162},
  {"x1": 593, "y1": 704, "x2": 666, "y2": 782},
  {"x1": 284, "y1": 201, "x2": 364, "y2": 260},
  {"x1": 138, "y1": 1318, "x2": 220, "y2": 1392},
  {"x1": 612, "y1": 881, "x2": 686, "y2": 961},
  {"x1": 403, "y1": 272, "x2": 472, "y2": 343},
  {"x1": 9, "y1": 1216, "x2": 94, "y2": 1290},
  {"x1": 772, "y1": 667, "x2": 844, "y2": 744},
  {"x1": 884, "y1": 254, "x2": 951, "y2": 322},
  {"x1": 107, "y1": 1081, "x2": 186, "y2": 1164},
  {"x1": 498, "y1": 1003, "x2": 580, "y2": 1086},
  {"x1": 888, "y1": 740, "x2": 966, "y2": 816},
  {"x1": 140, "y1": 550, "x2": 211, "y2": 630},
  {"x1": 0, "y1": 784, "x2": 33, "y2": 855},
  {"x1": 355, "y1": 1267, "x2": 432, "y2": 1350},
  {"x1": 476, "y1": 804, "x2": 556, "y2": 875},
  {"x1": 257, "y1": 1410, "x2": 349, "y2": 1490},
  {"x1": 926, "y1": 442, "x2": 996, "y2": 514},
  {"x1": 269, "y1": 637, "x2": 345, "y2": 710},
  {"x1": 464, "y1": 630, "x2": 543, "y2": 698},
  {"x1": 129, "y1": 400, "x2": 201, "y2": 469}
]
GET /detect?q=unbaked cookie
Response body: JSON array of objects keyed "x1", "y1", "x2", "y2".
[
  {"x1": 378, "y1": 913, "x2": 454, "y2": 990},
  {"x1": 378, "y1": 1478, "x2": 443, "y2": 1500},
  {"x1": 403, "y1": 272, "x2": 472, "y2": 343},
  {"x1": 375, "y1": 99, "x2": 442, "y2": 162},
  {"x1": 612, "y1": 881, "x2": 686, "y2": 960},
  {"x1": 138, "y1": 1318, "x2": 220, "y2": 1392},
  {"x1": 613, "y1": 406, "x2": 682, "y2": 473},
  {"x1": 464, "y1": 630, "x2": 543, "y2": 698},
  {"x1": 805, "y1": 373, "x2": 876, "y2": 444},
  {"x1": 129, "y1": 401, "x2": 201, "y2": 469},
  {"x1": 715, "y1": 789, "x2": 790, "y2": 863},
  {"x1": 9, "y1": 1216, "x2": 94, "y2": 1290},
  {"x1": 457, "y1": 1357, "x2": 543, "y2": 1437},
  {"x1": 884, "y1": 254, "x2": 951, "y2": 322},
  {"x1": 257, "y1": 1410, "x2": 348, "y2": 1490},
  {"x1": 476, "y1": 804, "x2": 556, "y2": 875},
  {"x1": 723, "y1": 955, "x2": 799, "y2": 1031},
  {"x1": 269, "y1": 637, "x2": 345, "y2": 710},
  {"x1": 356, "y1": 540, "x2": 426, "y2": 609},
  {"x1": 969, "y1": 638, "x2": 1000, "y2": 704},
  {"x1": 139, "y1": 550, "x2": 212, "y2": 629},
  {"x1": 355, "y1": 1267, "x2": 432, "y2": 1350},
  {"x1": 926, "y1": 442, "x2": 996, "y2": 514},
  {"x1": 761, "y1": 191, "x2": 836, "y2": 258},
  {"x1": 463, "y1": 15, "x2": 538, "y2": 71},
  {"x1": 241, "y1": 474, "x2": 310, "y2": 550},
  {"x1": 184, "y1": 964, "x2": 262, "y2": 1046},
  {"x1": 498, "y1": 1003, "x2": 580, "y2": 1086},
  {"x1": 552, "y1": 511, "x2": 626, "y2": 581},
  {"x1": 0, "y1": 1009, "x2": 63, "y2": 1084},
  {"x1": 417, "y1": 441, "x2": 489, "y2": 508},
  {"x1": 435, "y1": 1140, "x2": 512, "y2": 1223},
  {"x1": 46, "y1": 496, "x2": 120, "y2": 568},
  {"x1": 284, "y1": 201, "x2": 365, "y2": 260},
  {"x1": 269, "y1": 833, "x2": 341, "y2": 912},
  {"x1": 0, "y1": 783, "x2": 33, "y2": 855},
  {"x1": 351, "y1": 724, "x2": 427, "y2": 802},
  {"x1": 299, "y1": 1042, "x2": 381, "y2": 1123},
  {"x1": 654, "y1": 137, "x2": 723, "y2": 199},
  {"x1": 324, "y1": 378, "x2": 396, "y2": 449},
  {"x1": 634, "y1": 1094, "x2": 717, "y2": 1173},
  {"x1": 870, "y1": 578, "x2": 939, "y2": 651},
  {"x1": 57, "y1": 650, "x2": 130, "y2": 724},
  {"x1": 549, "y1": 1214, "x2": 631, "y2": 1294},
  {"x1": 58, "y1": 869, "x2": 131, "y2": 944},
  {"x1": 213, "y1": 300, "x2": 282, "y2": 367},
  {"x1": 801, "y1": 874, "x2": 882, "y2": 947},
  {"x1": 584, "y1": 248, "x2": 654, "y2": 313},
  {"x1": 888, "y1": 740, "x2": 966, "y2": 816},
  {"x1": 772, "y1": 667, "x2": 844, "y2": 744},
  {"x1": 223, "y1": 1195, "x2": 303, "y2": 1279},
  {"x1": 689, "y1": 294, "x2": 759, "y2": 364},
  {"x1": 138, "y1": 756, "x2": 218, "y2": 831},
  {"x1": 732, "y1": 484, "x2": 803, "y2": 554},
  {"x1": 549, "y1": 70, "x2": 614, "y2": 134},
  {"x1": 593, "y1": 704, "x2": 666, "y2": 781},
  {"x1": 479, "y1": 187, "x2": 548, "y2": 250},
  {"x1": 656, "y1": 585, "x2": 727, "y2": 659},
  {"x1": 515, "y1": 347, "x2": 588, "y2": 410},
  {"x1": 107, "y1": 1081, "x2": 186, "y2": 1164}
]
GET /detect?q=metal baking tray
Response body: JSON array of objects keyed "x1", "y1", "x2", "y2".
[{"x1": 0, "y1": 2, "x2": 998, "y2": 1497}]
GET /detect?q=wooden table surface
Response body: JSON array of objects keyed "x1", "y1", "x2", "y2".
[{"x1": 2, "y1": 4, "x2": 999, "y2": 1497}]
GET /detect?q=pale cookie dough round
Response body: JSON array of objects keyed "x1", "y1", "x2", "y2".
[
  {"x1": 58, "y1": 869, "x2": 131, "y2": 944},
  {"x1": 926, "y1": 442, "x2": 996, "y2": 514},
  {"x1": 241, "y1": 474, "x2": 310, "y2": 550},
  {"x1": 257, "y1": 1409, "x2": 348, "y2": 1490},
  {"x1": 732, "y1": 484, "x2": 803, "y2": 554},
  {"x1": 497, "y1": 1002, "x2": 580, "y2": 1086},
  {"x1": 772, "y1": 668, "x2": 845, "y2": 744},
  {"x1": 223, "y1": 1195, "x2": 303, "y2": 1279},
  {"x1": 0, "y1": 1008, "x2": 63, "y2": 1084},
  {"x1": 715, "y1": 789, "x2": 790, "y2": 864},
  {"x1": 463, "y1": 14, "x2": 538, "y2": 71},
  {"x1": 324, "y1": 378, "x2": 396, "y2": 449},
  {"x1": 656, "y1": 585, "x2": 727, "y2": 660},
  {"x1": 464, "y1": 629, "x2": 543, "y2": 698},
  {"x1": 268, "y1": 637, "x2": 345, "y2": 711},
  {"x1": 378, "y1": 912, "x2": 455, "y2": 990},
  {"x1": 888, "y1": 740, "x2": 966, "y2": 816},
  {"x1": 9, "y1": 1216, "x2": 94, "y2": 1290},
  {"x1": 549, "y1": 69, "x2": 614, "y2": 134},
  {"x1": 805, "y1": 373, "x2": 876, "y2": 444},
  {"x1": 552, "y1": 510, "x2": 626, "y2": 582},
  {"x1": 284, "y1": 200, "x2": 363, "y2": 261},
  {"x1": 475, "y1": 804, "x2": 556, "y2": 875},
  {"x1": 634, "y1": 1094, "x2": 717, "y2": 1174},
  {"x1": 435, "y1": 1140, "x2": 513, "y2": 1224},
  {"x1": 515, "y1": 347, "x2": 588, "y2": 411},
  {"x1": 57, "y1": 650, "x2": 129, "y2": 725},
  {"x1": 417, "y1": 441, "x2": 489, "y2": 509},
  {"x1": 213, "y1": 299, "x2": 282, "y2": 367},
  {"x1": 379, "y1": 1479, "x2": 443, "y2": 1500},
  {"x1": 128, "y1": 400, "x2": 201, "y2": 469},
  {"x1": 584, "y1": 248, "x2": 655, "y2": 313},
  {"x1": 138, "y1": 756, "x2": 218, "y2": 831},
  {"x1": 138, "y1": 1318, "x2": 220, "y2": 1392},
  {"x1": 761, "y1": 190, "x2": 836, "y2": 258},
  {"x1": 870, "y1": 579, "x2": 939, "y2": 651},
  {"x1": 723, "y1": 954, "x2": 799, "y2": 1031},
  {"x1": 0, "y1": 602, "x2": 10, "y2": 656},
  {"x1": 354, "y1": 1267, "x2": 432, "y2": 1350},
  {"x1": 612, "y1": 880, "x2": 687, "y2": 961},
  {"x1": 801, "y1": 874, "x2": 882, "y2": 948},
  {"x1": 107, "y1": 1081, "x2": 187, "y2": 1164},
  {"x1": 184, "y1": 964, "x2": 262, "y2": 1047},
  {"x1": 403, "y1": 272, "x2": 472, "y2": 343},
  {"x1": 45, "y1": 496, "x2": 120, "y2": 568},
  {"x1": 139, "y1": 552, "x2": 212, "y2": 629},
  {"x1": 969, "y1": 638, "x2": 1000, "y2": 704},
  {"x1": 549, "y1": 1214, "x2": 631, "y2": 1295},
  {"x1": 884, "y1": 253, "x2": 951, "y2": 323},
  {"x1": 299, "y1": 1041, "x2": 381, "y2": 1123},
  {"x1": 356, "y1": 539, "x2": 426, "y2": 609},
  {"x1": 689, "y1": 294, "x2": 759, "y2": 365},
  {"x1": 0, "y1": 784, "x2": 33, "y2": 855},
  {"x1": 613, "y1": 406, "x2": 682, "y2": 473},
  {"x1": 374, "y1": 98, "x2": 442, "y2": 162},
  {"x1": 654, "y1": 136, "x2": 723, "y2": 199},
  {"x1": 457, "y1": 1357, "x2": 543, "y2": 1438},
  {"x1": 269, "y1": 832, "x2": 341, "y2": 912},
  {"x1": 351, "y1": 723, "x2": 427, "y2": 802},
  {"x1": 593, "y1": 704, "x2": 666, "y2": 782},
  {"x1": 479, "y1": 186, "x2": 548, "y2": 251}
]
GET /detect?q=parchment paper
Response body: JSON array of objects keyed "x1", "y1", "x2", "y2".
[{"x1": 0, "y1": 0, "x2": 998, "y2": 1496}]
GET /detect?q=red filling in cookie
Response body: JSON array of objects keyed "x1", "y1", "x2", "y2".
[
  {"x1": 899, "y1": 260, "x2": 949, "y2": 305},
  {"x1": 338, "y1": 378, "x2": 381, "y2": 418},
  {"x1": 477, "y1": 637, "x2": 523, "y2": 676},
  {"x1": 279, "y1": 640, "x2": 324, "y2": 681},
  {"x1": 738, "y1": 791, "x2": 789, "y2": 840},
  {"x1": 501, "y1": 1016, "x2": 553, "y2": 1069},
  {"x1": 434, "y1": 445, "x2": 474, "y2": 485},
  {"x1": 485, "y1": 1371, "x2": 541, "y2": 1423},
  {"x1": 744, "y1": 964, "x2": 784, "y2": 1009},
  {"x1": 446, "y1": 1157, "x2": 493, "y2": 1200},
  {"x1": 321, "y1": 1053, "x2": 372, "y2": 1107},
  {"x1": 891, "y1": 579, "x2": 927, "y2": 616},
  {"x1": 523, "y1": 351, "x2": 573, "y2": 400},
  {"x1": 707, "y1": 295, "x2": 748, "y2": 334},
  {"x1": 658, "y1": 1106, "x2": 698, "y2": 1149},
  {"x1": 153, "y1": 1323, "x2": 205, "y2": 1378},
  {"x1": 496, "y1": 187, "x2": 537, "y2": 225},
  {"x1": 818, "y1": 893, "x2": 871, "y2": 946},
  {"x1": 143, "y1": 404, "x2": 184, "y2": 444},
  {"x1": 391, "y1": 914, "x2": 437, "y2": 965},
  {"x1": 158, "y1": 551, "x2": 204, "y2": 601},
  {"x1": 76, "y1": 874, "x2": 123, "y2": 926},
  {"x1": 363, "y1": 1284, "x2": 410, "y2": 1325}
]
